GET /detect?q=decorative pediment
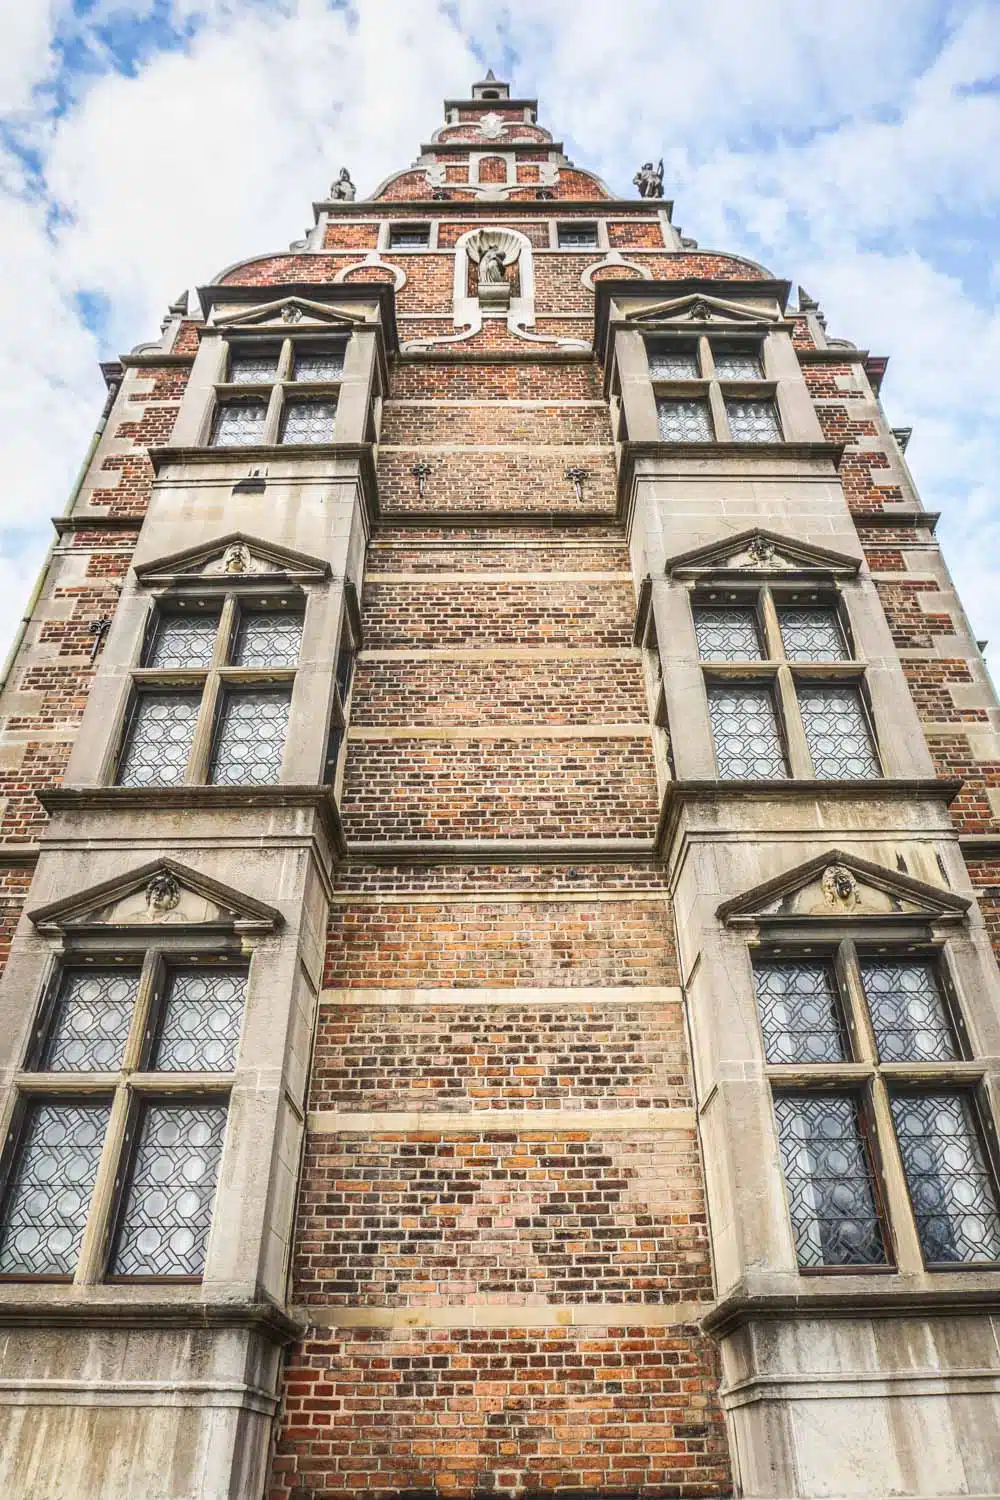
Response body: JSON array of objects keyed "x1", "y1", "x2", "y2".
[
  {"x1": 668, "y1": 528, "x2": 861, "y2": 580},
  {"x1": 29, "y1": 859, "x2": 282, "y2": 937},
  {"x1": 135, "y1": 533, "x2": 330, "y2": 588},
  {"x1": 626, "y1": 292, "x2": 780, "y2": 328},
  {"x1": 213, "y1": 296, "x2": 365, "y2": 331},
  {"x1": 718, "y1": 850, "x2": 969, "y2": 929}
]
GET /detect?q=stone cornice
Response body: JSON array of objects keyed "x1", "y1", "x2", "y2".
[
  {"x1": 703, "y1": 1277, "x2": 1000, "y2": 1339},
  {"x1": 850, "y1": 507, "x2": 940, "y2": 531},
  {"x1": 418, "y1": 139, "x2": 567, "y2": 156},
  {"x1": 345, "y1": 838, "x2": 656, "y2": 865},
  {"x1": 118, "y1": 352, "x2": 196, "y2": 369},
  {"x1": 377, "y1": 508, "x2": 615, "y2": 530},
  {"x1": 318, "y1": 198, "x2": 665, "y2": 217},
  {"x1": 51, "y1": 514, "x2": 144, "y2": 534},
  {"x1": 197, "y1": 279, "x2": 398, "y2": 354},
  {"x1": 594, "y1": 276, "x2": 793, "y2": 359},
  {"x1": 794, "y1": 346, "x2": 870, "y2": 364},
  {"x1": 0, "y1": 1295, "x2": 302, "y2": 1342},
  {"x1": 654, "y1": 778, "x2": 963, "y2": 857}
]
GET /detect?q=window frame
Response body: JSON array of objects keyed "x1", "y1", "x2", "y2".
[
  {"x1": 556, "y1": 221, "x2": 599, "y2": 249},
  {"x1": 387, "y1": 222, "x2": 431, "y2": 249},
  {"x1": 0, "y1": 948, "x2": 248, "y2": 1284},
  {"x1": 209, "y1": 333, "x2": 347, "y2": 449},
  {"x1": 112, "y1": 588, "x2": 305, "y2": 788},
  {"x1": 692, "y1": 581, "x2": 883, "y2": 782},
  {"x1": 324, "y1": 596, "x2": 361, "y2": 793},
  {"x1": 648, "y1": 332, "x2": 782, "y2": 443},
  {"x1": 755, "y1": 938, "x2": 1000, "y2": 1274}
]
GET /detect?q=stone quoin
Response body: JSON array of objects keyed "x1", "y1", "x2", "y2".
[{"x1": 0, "y1": 70, "x2": 997, "y2": 1500}]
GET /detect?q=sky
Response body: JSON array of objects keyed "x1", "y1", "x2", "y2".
[{"x1": 0, "y1": 0, "x2": 998, "y2": 662}]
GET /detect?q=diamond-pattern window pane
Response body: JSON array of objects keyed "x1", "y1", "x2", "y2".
[
  {"x1": 861, "y1": 960, "x2": 958, "y2": 1063},
  {"x1": 726, "y1": 398, "x2": 781, "y2": 442},
  {"x1": 777, "y1": 608, "x2": 848, "y2": 662},
  {"x1": 228, "y1": 352, "x2": 279, "y2": 384},
  {"x1": 211, "y1": 402, "x2": 267, "y2": 447},
  {"x1": 209, "y1": 688, "x2": 290, "y2": 785},
  {"x1": 707, "y1": 684, "x2": 787, "y2": 780},
  {"x1": 694, "y1": 607, "x2": 762, "y2": 662},
  {"x1": 154, "y1": 968, "x2": 247, "y2": 1072},
  {"x1": 232, "y1": 610, "x2": 302, "y2": 668},
  {"x1": 42, "y1": 968, "x2": 140, "y2": 1073},
  {"x1": 294, "y1": 348, "x2": 346, "y2": 382},
  {"x1": 280, "y1": 400, "x2": 336, "y2": 444},
  {"x1": 891, "y1": 1092, "x2": 1000, "y2": 1265},
  {"x1": 657, "y1": 398, "x2": 713, "y2": 440},
  {"x1": 145, "y1": 612, "x2": 219, "y2": 669},
  {"x1": 754, "y1": 961, "x2": 847, "y2": 1064},
  {"x1": 774, "y1": 1093, "x2": 887, "y2": 1268},
  {"x1": 112, "y1": 1102, "x2": 226, "y2": 1278},
  {"x1": 648, "y1": 344, "x2": 700, "y2": 379},
  {"x1": 713, "y1": 346, "x2": 763, "y2": 379},
  {"x1": 798, "y1": 684, "x2": 880, "y2": 779},
  {"x1": 117, "y1": 692, "x2": 200, "y2": 787},
  {"x1": 0, "y1": 1101, "x2": 110, "y2": 1276}
]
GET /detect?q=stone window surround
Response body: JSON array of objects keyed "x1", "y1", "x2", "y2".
[
  {"x1": 0, "y1": 944, "x2": 250, "y2": 1287},
  {"x1": 693, "y1": 581, "x2": 883, "y2": 782},
  {"x1": 109, "y1": 585, "x2": 306, "y2": 789},
  {"x1": 753, "y1": 936, "x2": 1000, "y2": 1277},
  {"x1": 209, "y1": 334, "x2": 346, "y2": 449},
  {"x1": 324, "y1": 596, "x2": 361, "y2": 798},
  {"x1": 649, "y1": 332, "x2": 785, "y2": 443}
]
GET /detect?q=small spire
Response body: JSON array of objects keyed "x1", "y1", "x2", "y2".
[
  {"x1": 472, "y1": 71, "x2": 510, "y2": 100},
  {"x1": 485, "y1": 68, "x2": 496, "y2": 81}
]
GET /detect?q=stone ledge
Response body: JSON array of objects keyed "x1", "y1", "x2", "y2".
[
  {"x1": 319, "y1": 984, "x2": 682, "y2": 1007},
  {"x1": 292, "y1": 1299, "x2": 707, "y2": 1330},
  {"x1": 308, "y1": 1105, "x2": 696, "y2": 1133}
]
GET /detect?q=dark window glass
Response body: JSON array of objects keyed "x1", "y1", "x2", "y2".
[
  {"x1": 42, "y1": 968, "x2": 140, "y2": 1073},
  {"x1": 558, "y1": 224, "x2": 598, "y2": 248},
  {"x1": 145, "y1": 612, "x2": 219, "y2": 669},
  {"x1": 694, "y1": 606, "x2": 762, "y2": 662},
  {"x1": 798, "y1": 684, "x2": 880, "y2": 779},
  {"x1": 777, "y1": 607, "x2": 847, "y2": 663},
  {"x1": 707, "y1": 684, "x2": 787, "y2": 779},
  {"x1": 231, "y1": 610, "x2": 302, "y2": 669},
  {"x1": 209, "y1": 688, "x2": 290, "y2": 785},
  {"x1": 117, "y1": 692, "x2": 200, "y2": 787},
  {"x1": 754, "y1": 960, "x2": 847, "y2": 1064},
  {"x1": 111, "y1": 1102, "x2": 226, "y2": 1278},
  {"x1": 891, "y1": 1092, "x2": 1000, "y2": 1265},
  {"x1": 774, "y1": 1093, "x2": 887, "y2": 1268},
  {"x1": 335, "y1": 636, "x2": 355, "y2": 704},
  {"x1": 861, "y1": 960, "x2": 958, "y2": 1063},
  {"x1": 0, "y1": 1101, "x2": 110, "y2": 1276},
  {"x1": 388, "y1": 225, "x2": 430, "y2": 248},
  {"x1": 153, "y1": 968, "x2": 247, "y2": 1073}
]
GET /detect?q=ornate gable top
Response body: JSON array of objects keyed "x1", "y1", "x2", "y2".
[
  {"x1": 135, "y1": 533, "x2": 330, "y2": 588},
  {"x1": 29, "y1": 858, "x2": 283, "y2": 936},
  {"x1": 718, "y1": 850, "x2": 969, "y2": 929},
  {"x1": 667, "y1": 527, "x2": 861, "y2": 579},
  {"x1": 625, "y1": 291, "x2": 783, "y2": 327},
  {"x1": 212, "y1": 295, "x2": 365, "y2": 331}
]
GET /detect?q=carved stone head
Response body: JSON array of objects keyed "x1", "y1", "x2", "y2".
[{"x1": 145, "y1": 871, "x2": 181, "y2": 915}]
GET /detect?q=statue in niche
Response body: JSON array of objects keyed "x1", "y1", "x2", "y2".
[
  {"x1": 479, "y1": 244, "x2": 508, "y2": 284},
  {"x1": 633, "y1": 159, "x2": 664, "y2": 199},
  {"x1": 330, "y1": 167, "x2": 356, "y2": 201}
]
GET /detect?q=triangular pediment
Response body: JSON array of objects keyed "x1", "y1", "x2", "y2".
[
  {"x1": 135, "y1": 533, "x2": 330, "y2": 588},
  {"x1": 668, "y1": 528, "x2": 861, "y2": 580},
  {"x1": 626, "y1": 292, "x2": 780, "y2": 327},
  {"x1": 29, "y1": 858, "x2": 282, "y2": 936},
  {"x1": 213, "y1": 296, "x2": 364, "y2": 331},
  {"x1": 717, "y1": 850, "x2": 969, "y2": 928}
]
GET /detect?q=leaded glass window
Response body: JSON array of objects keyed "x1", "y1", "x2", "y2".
[
  {"x1": 117, "y1": 692, "x2": 200, "y2": 787},
  {"x1": 211, "y1": 401, "x2": 267, "y2": 447},
  {"x1": 694, "y1": 607, "x2": 762, "y2": 662},
  {"x1": 707, "y1": 684, "x2": 787, "y2": 779},
  {"x1": 145, "y1": 612, "x2": 219, "y2": 669},
  {"x1": 657, "y1": 397, "x2": 713, "y2": 441},
  {"x1": 389, "y1": 225, "x2": 430, "y2": 247},
  {"x1": 798, "y1": 684, "x2": 880, "y2": 779},
  {"x1": 648, "y1": 344, "x2": 700, "y2": 380},
  {"x1": 890, "y1": 1093, "x2": 1000, "y2": 1265},
  {"x1": 774, "y1": 1093, "x2": 887, "y2": 1268},
  {"x1": 861, "y1": 961, "x2": 958, "y2": 1063},
  {"x1": 754, "y1": 960, "x2": 847, "y2": 1064},
  {"x1": 111, "y1": 1102, "x2": 226, "y2": 1278},
  {"x1": 42, "y1": 968, "x2": 140, "y2": 1073},
  {"x1": 209, "y1": 688, "x2": 290, "y2": 785},
  {"x1": 726, "y1": 398, "x2": 781, "y2": 443},
  {"x1": 777, "y1": 608, "x2": 847, "y2": 663},
  {"x1": 713, "y1": 345, "x2": 763, "y2": 380},
  {"x1": 153, "y1": 968, "x2": 247, "y2": 1073},
  {"x1": 0, "y1": 1101, "x2": 110, "y2": 1276},
  {"x1": 557, "y1": 224, "x2": 598, "y2": 247},
  {"x1": 293, "y1": 348, "x2": 346, "y2": 382},
  {"x1": 232, "y1": 610, "x2": 302, "y2": 669},
  {"x1": 280, "y1": 399, "x2": 336, "y2": 445},
  {"x1": 228, "y1": 351, "x2": 279, "y2": 384}
]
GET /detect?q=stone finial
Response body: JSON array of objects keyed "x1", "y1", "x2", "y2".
[
  {"x1": 633, "y1": 159, "x2": 664, "y2": 199},
  {"x1": 329, "y1": 166, "x2": 357, "y2": 201},
  {"x1": 146, "y1": 870, "x2": 181, "y2": 916}
]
